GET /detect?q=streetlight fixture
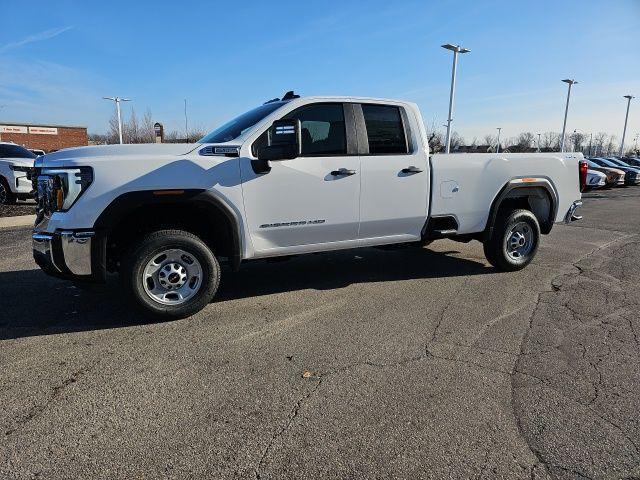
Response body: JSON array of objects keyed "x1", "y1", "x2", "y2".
[
  {"x1": 441, "y1": 43, "x2": 470, "y2": 153},
  {"x1": 560, "y1": 79, "x2": 578, "y2": 152},
  {"x1": 496, "y1": 127, "x2": 502, "y2": 153},
  {"x1": 619, "y1": 95, "x2": 634, "y2": 156},
  {"x1": 103, "y1": 96, "x2": 131, "y2": 144}
]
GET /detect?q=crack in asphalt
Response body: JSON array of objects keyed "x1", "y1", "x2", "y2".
[
  {"x1": 427, "y1": 280, "x2": 467, "y2": 350},
  {"x1": 254, "y1": 374, "x2": 323, "y2": 480},
  {"x1": 4, "y1": 361, "x2": 98, "y2": 437},
  {"x1": 253, "y1": 232, "x2": 640, "y2": 479},
  {"x1": 510, "y1": 232, "x2": 640, "y2": 479}
]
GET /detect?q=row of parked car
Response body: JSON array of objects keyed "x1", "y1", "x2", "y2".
[{"x1": 585, "y1": 156, "x2": 640, "y2": 189}]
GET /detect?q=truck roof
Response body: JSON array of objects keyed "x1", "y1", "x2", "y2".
[{"x1": 294, "y1": 95, "x2": 415, "y2": 105}]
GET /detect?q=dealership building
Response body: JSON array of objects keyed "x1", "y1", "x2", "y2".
[{"x1": 0, "y1": 123, "x2": 88, "y2": 153}]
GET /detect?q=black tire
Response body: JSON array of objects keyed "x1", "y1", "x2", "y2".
[
  {"x1": 0, "y1": 178, "x2": 16, "y2": 205},
  {"x1": 483, "y1": 209, "x2": 540, "y2": 271},
  {"x1": 121, "y1": 229, "x2": 220, "y2": 320}
]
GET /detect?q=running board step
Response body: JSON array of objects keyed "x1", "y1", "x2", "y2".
[{"x1": 433, "y1": 229, "x2": 457, "y2": 236}]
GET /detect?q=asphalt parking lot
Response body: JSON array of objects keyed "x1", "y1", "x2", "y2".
[{"x1": 1, "y1": 189, "x2": 639, "y2": 480}]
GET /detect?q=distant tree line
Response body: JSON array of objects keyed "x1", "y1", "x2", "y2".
[
  {"x1": 427, "y1": 124, "x2": 635, "y2": 156},
  {"x1": 88, "y1": 108, "x2": 206, "y2": 145}
]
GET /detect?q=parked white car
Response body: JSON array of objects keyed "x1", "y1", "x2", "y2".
[
  {"x1": 32, "y1": 93, "x2": 585, "y2": 319},
  {"x1": 586, "y1": 169, "x2": 607, "y2": 189},
  {"x1": 0, "y1": 142, "x2": 36, "y2": 204}
]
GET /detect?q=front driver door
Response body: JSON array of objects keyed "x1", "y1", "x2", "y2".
[{"x1": 240, "y1": 102, "x2": 361, "y2": 255}]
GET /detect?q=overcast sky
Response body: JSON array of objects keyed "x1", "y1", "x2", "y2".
[{"x1": 1, "y1": 0, "x2": 638, "y2": 143}]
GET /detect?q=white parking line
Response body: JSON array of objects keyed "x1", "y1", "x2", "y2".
[{"x1": 0, "y1": 215, "x2": 36, "y2": 229}]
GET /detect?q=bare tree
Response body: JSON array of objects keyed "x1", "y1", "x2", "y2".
[
  {"x1": 570, "y1": 132, "x2": 586, "y2": 153},
  {"x1": 428, "y1": 131, "x2": 444, "y2": 153},
  {"x1": 88, "y1": 133, "x2": 107, "y2": 145},
  {"x1": 124, "y1": 109, "x2": 140, "y2": 144},
  {"x1": 483, "y1": 134, "x2": 496, "y2": 146},
  {"x1": 188, "y1": 125, "x2": 207, "y2": 142},
  {"x1": 516, "y1": 132, "x2": 535, "y2": 149},
  {"x1": 107, "y1": 111, "x2": 120, "y2": 144},
  {"x1": 592, "y1": 132, "x2": 608, "y2": 156},
  {"x1": 604, "y1": 135, "x2": 617, "y2": 156},
  {"x1": 540, "y1": 132, "x2": 560, "y2": 150},
  {"x1": 140, "y1": 109, "x2": 155, "y2": 143},
  {"x1": 450, "y1": 131, "x2": 465, "y2": 150}
]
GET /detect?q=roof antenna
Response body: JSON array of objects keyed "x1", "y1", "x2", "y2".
[{"x1": 281, "y1": 91, "x2": 300, "y2": 101}]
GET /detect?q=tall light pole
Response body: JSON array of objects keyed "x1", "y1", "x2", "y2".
[
  {"x1": 441, "y1": 43, "x2": 470, "y2": 153},
  {"x1": 184, "y1": 98, "x2": 189, "y2": 142},
  {"x1": 537, "y1": 133, "x2": 541, "y2": 152},
  {"x1": 103, "y1": 96, "x2": 131, "y2": 144},
  {"x1": 560, "y1": 79, "x2": 578, "y2": 152},
  {"x1": 496, "y1": 127, "x2": 502, "y2": 153},
  {"x1": 619, "y1": 95, "x2": 634, "y2": 156},
  {"x1": 0, "y1": 105, "x2": 5, "y2": 142}
]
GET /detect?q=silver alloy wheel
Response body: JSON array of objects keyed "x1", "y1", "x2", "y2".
[
  {"x1": 505, "y1": 221, "x2": 534, "y2": 261},
  {"x1": 142, "y1": 248, "x2": 203, "y2": 305},
  {"x1": 0, "y1": 182, "x2": 7, "y2": 204}
]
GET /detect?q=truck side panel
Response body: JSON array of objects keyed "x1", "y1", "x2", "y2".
[{"x1": 429, "y1": 153, "x2": 582, "y2": 234}]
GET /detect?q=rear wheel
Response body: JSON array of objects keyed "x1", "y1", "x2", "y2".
[
  {"x1": 121, "y1": 229, "x2": 221, "y2": 320},
  {"x1": 483, "y1": 209, "x2": 540, "y2": 271},
  {"x1": 0, "y1": 178, "x2": 16, "y2": 205}
]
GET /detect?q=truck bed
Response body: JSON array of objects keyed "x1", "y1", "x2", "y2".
[{"x1": 429, "y1": 153, "x2": 582, "y2": 234}]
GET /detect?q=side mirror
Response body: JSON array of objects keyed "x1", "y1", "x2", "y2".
[{"x1": 257, "y1": 119, "x2": 301, "y2": 161}]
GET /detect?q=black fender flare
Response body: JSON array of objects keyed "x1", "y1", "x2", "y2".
[
  {"x1": 94, "y1": 189, "x2": 243, "y2": 270},
  {"x1": 485, "y1": 179, "x2": 558, "y2": 239}
]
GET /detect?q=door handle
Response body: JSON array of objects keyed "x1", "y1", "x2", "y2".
[
  {"x1": 401, "y1": 166, "x2": 423, "y2": 174},
  {"x1": 330, "y1": 168, "x2": 356, "y2": 176}
]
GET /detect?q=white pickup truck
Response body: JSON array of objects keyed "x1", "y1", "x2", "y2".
[{"x1": 32, "y1": 92, "x2": 586, "y2": 319}]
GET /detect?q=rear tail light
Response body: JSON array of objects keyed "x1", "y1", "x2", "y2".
[{"x1": 579, "y1": 160, "x2": 588, "y2": 192}]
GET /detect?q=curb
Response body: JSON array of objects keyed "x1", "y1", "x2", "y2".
[{"x1": 0, "y1": 215, "x2": 36, "y2": 229}]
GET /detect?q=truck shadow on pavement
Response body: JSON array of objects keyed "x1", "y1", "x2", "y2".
[{"x1": 0, "y1": 246, "x2": 492, "y2": 340}]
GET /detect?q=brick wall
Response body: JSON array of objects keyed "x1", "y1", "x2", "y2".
[{"x1": 0, "y1": 127, "x2": 88, "y2": 153}]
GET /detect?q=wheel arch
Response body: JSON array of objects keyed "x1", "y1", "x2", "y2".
[
  {"x1": 94, "y1": 189, "x2": 242, "y2": 272},
  {"x1": 484, "y1": 179, "x2": 558, "y2": 239}
]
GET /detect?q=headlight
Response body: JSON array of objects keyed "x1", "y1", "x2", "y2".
[
  {"x1": 37, "y1": 167, "x2": 93, "y2": 213},
  {"x1": 9, "y1": 165, "x2": 31, "y2": 173}
]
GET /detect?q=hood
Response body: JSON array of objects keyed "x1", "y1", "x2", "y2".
[
  {"x1": 39, "y1": 143, "x2": 200, "y2": 167},
  {"x1": 0, "y1": 157, "x2": 35, "y2": 168}
]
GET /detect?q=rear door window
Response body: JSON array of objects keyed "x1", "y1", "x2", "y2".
[{"x1": 361, "y1": 105, "x2": 408, "y2": 154}]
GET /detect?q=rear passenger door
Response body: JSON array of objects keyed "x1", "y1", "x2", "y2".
[{"x1": 356, "y1": 103, "x2": 429, "y2": 242}]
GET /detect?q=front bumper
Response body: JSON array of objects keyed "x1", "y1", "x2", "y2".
[
  {"x1": 33, "y1": 230, "x2": 106, "y2": 282},
  {"x1": 564, "y1": 200, "x2": 583, "y2": 224}
]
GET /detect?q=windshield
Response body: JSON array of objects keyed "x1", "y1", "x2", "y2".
[
  {"x1": 598, "y1": 158, "x2": 627, "y2": 168},
  {"x1": 199, "y1": 101, "x2": 287, "y2": 143},
  {"x1": 0, "y1": 144, "x2": 37, "y2": 159},
  {"x1": 610, "y1": 158, "x2": 631, "y2": 167}
]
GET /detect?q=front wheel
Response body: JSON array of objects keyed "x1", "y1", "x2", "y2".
[
  {"x1": 0, "y1": 178, "x2": 16, "y2": 205},
  {"x1": 121, "y1": 230, "x2": 221, "y2": 320},
  {"x1": 483, "y1": 209, "x2": 540, "y2": 271}
]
